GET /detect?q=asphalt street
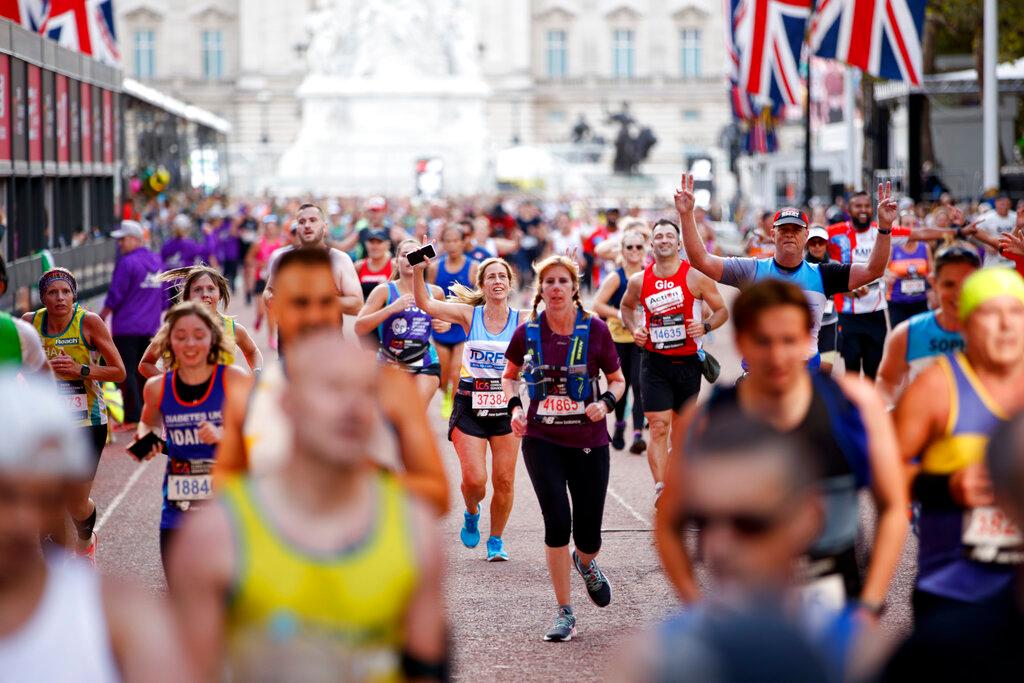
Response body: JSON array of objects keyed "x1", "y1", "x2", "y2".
[{"x1": 87, "y1": 286, "x2": 918, "y2": 681}]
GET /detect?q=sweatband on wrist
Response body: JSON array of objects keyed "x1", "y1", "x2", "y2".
[
  {"x1": 507, "y1": 396, "x2": 523, "y2": 412},
  {"x1": 599, "y1": 391, "x2": 617, "y2": 412}
]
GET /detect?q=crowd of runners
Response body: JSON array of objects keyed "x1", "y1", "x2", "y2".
[{"x1": 2, "y1": 178, "x2": 1024, "y2": 681}]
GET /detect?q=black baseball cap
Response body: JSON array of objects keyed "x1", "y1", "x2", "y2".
[
  {"x1": 773, "y1": 207, "x2": 808, "y2": 228},
  {"x1": 365, "y1": 228, "x2": 389, "y2": 242}
]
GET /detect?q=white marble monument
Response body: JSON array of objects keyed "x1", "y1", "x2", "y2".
[{"x1": 275, "y1": 0, "x2": 490, "y2": 195}]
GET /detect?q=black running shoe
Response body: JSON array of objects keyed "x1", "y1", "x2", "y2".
[
  {"x1": 611, "y1": 421, "x2": 626, "y2": 450},
  {"x1": 572, "y1": 550, "x2": 612, "y2": 607},
  {"x1": 629, "y1": 435, "x2": 647, "y2": 454}
]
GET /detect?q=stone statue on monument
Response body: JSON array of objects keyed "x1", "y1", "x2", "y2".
[
  {"x1": 304, "y1": 0, "x2": 479, "y2": 80},
  {"x1": 605, "y1": 101, "x2": 658, "y2": 175}
]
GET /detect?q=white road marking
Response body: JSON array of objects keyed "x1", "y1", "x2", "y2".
[
  {"x1": 607, "y1": 485, "x2": 650, "y2": 527},
  {"x1": 95, "y1": 459, "x2": 153, "y2": 534}
]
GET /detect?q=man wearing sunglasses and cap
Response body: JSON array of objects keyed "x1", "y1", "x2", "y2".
[
  {"x1": 895, "y1": 267, "x2": 1024, "y2": 626},
  {"x1": 679, "y1": 175, "x2": 897, "y2": 370},
  {"x1": 876, "y1": 244, "x2": 981, "y2": 408}
]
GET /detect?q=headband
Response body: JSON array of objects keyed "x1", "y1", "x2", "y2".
[{"x1": 38, "y1": 269, "x2": 78, "y2": 299}]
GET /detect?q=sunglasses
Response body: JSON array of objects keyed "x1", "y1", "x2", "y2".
[
  {"x1": 623, "y1": 244, "x2": 645, "y2": 251},
  {"x1": 686, "y1": 504, "x2": 794, "y2": 538}
]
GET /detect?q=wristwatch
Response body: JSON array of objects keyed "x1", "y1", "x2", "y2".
[
  {"x1": 877, "y1": 227, "x2": 892, "y2": 235},
  {"x1": 703, "y1": 322, "x2": 711, "y2": 335},
  {"x1": 80, "y1": 364, "x2": 91, "y2": 377}
]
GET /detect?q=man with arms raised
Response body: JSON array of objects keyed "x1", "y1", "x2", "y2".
[
  {"x1": 170, "y1": 334, "x2": 447, "y2": 682},
  {"x1": 680, "y1": 175, "x2": 899, "y2": 369}
]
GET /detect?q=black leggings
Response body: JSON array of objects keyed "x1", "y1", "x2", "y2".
[
  {"x1": 159, "y1": 527, "x2": 178, "y2": 578},
  {"x1": 613, "y1": 341, "x2": 644, "y2": 430},
  {"x1": 522, "y1": 437, "x2": 609, "y2": 554}
]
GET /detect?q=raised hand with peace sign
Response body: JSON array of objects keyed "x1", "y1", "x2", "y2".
[
  {"x1": 876, "y1": 180, "x2": 898, "y2": 230},
  {"x1": 674, "y1": 173, "x2": 696, "y2": 216}
]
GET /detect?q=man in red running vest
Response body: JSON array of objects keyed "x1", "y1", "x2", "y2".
[{"x1": 620, "y1": 219, "x2": 728, "y2": 496}]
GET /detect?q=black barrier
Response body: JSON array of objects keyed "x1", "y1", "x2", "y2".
[{"x1": 1, "y1": 238, "x2": 116, "y2": 314}]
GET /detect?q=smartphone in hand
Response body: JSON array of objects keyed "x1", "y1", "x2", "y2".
[
  {"x1": 406, "y1": 243, "x2": 437, "y2": 266},
  {"x1": 127, "y1": 431, "x2": 166, "y2": 461}
]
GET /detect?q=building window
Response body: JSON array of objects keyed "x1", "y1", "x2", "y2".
[
  {"x1": 202, "y1": 30, "x2": 224, "y2": 80},
  {"x1": 680, "y1": 29, "x2": 702, "y2": 77},
  {"x1": 133, "y1": 30, "x2": 155, "y2": 78},
  {"x1": 612, "y1": 29, "x2": 635, "y2": 78},
  {"x1": 546, "y1": 30, "x2": 567, "y2": 78}
]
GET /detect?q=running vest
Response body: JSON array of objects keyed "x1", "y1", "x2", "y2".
[
  {"x1": 432, "y1": 255, "x2": 473, "y2": 345},
  {"x1": 0, "y1": 560, "x2": 120, "y2": 682},
  {"x1": 605, "y1": 267, "x2": 634, "y2": 344},
  {"x1": 522, "y1": 310, "x2": 598, "y2": 425},
  {"x1": 752, "y1": 259, "x2": 830, "y2": 359},
  {"x1": 459, "y1": 306, "x2": 519, "y2": 417},
  {"x1": 905, "y1": 311, "x2": 964, "y2": 382},
  {"x1": 159, "y1": 365, "x2": 226, "y2": 529},
  {"x1": 377, "y1": 283, "x2": 438, "y2": 370},
  {"x1": 639, "y1": 261, "x2": 700, "y2": 356},
  {"x1": 358, "y1": 258, "x2": 394, "y2": 301},
  {"x1": 32, "y1": 305, "x2": 106, "y2": 427},
  {"x1": 888, "y1": 242, "x2": 929, "y2": 304},
  {"x1": 0, "y1": 311, "x2": 22, "y2": 365},
  {"x1": 916, "y1": 353, "x2": 1021, "y2": 602},
  {"x1": 700, "y1": 373, "x2": 870, "y2": 609},
  {"x1": 221, "y1": 472, "x2": 418, "y2": 683}
]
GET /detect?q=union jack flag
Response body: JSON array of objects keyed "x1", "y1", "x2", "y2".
[
  {"x1": 0, "y1": 0, "x2": 120, "y2": 67},
  {"x1": 724, "y1": 0, "x2": 790, "y2": 153},
  {"x1": 731, "y1": 0, "x2": 812, "y2": 107},
  {"x1": 809, "y1": 0, "x2": 927, "y2": 85}
]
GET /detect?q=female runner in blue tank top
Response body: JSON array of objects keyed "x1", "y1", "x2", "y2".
[
  {"x1": 132, "y1": 301, "x2": 249, "y2": 574},
  {"x1": 355, "y1": 239, "x2": 451, "y2": 405},
  {"x1": 429, "y1": 224, "x2": 479, "y2": 417},
  {"x1": 413, "y1": 253, "x2": 525, "y2": 561}
]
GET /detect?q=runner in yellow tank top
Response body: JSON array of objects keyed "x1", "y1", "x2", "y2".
[
  {"x1": 168, "y1": 334, "x2": 446, "y2": 682},
  {"x1": 24, "y1": 268, "x2": 126, "y2": 563},
  {"x1": 138, "y1": 265, "x2": 262, "y2": 378}
]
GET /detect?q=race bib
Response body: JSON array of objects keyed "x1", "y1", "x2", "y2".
[
  {"x1": 57, "y1": 380, "x2": 89, "y2": 423},
  {"x1": 963, "y1": 506, "x2": 1024, "y2": 564},
  {"x1": 901, "y1": 278, "x2": 926, "y2": 296},
  {"x1": 799, "y1": 573, "x2": 846, "y2": 614},
  {"x1": 534, "y1": 395, "x2": 586, "y2": 425},
  {"x1": 167, "y1": 474, "x2": 213, "y2": 501},
  {"x1": 649, "y1": 314, "x2": 687, "y2": 349},
  {"x1": 63, "y1": 391, "x2": 87, "y2": 413},
  {"x1": 471, "y1": 392, "x2": 508, "y2": 411}
]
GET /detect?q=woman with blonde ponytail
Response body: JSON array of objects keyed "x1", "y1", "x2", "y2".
[
  {"x1": 501, "y1": 255, "x2": 626, "y2": 642},
  {"x1": 138, "y1": 265, "x2": 262, "y2": 378},
  {"x1": 412, "y1": 252, "x2": 525, "y2": 561}
]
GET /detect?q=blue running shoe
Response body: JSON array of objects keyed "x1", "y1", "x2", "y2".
[
  {"x1": 460, "y1": 510, "x2": 480, "y2": 548},
  {"x1": 486, "y1": 536, "x2": 509, "y2": 561}
]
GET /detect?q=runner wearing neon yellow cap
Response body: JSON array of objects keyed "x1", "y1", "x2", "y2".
[{"x1": 895, "y1": 267, "x2": 1024, "y2": 626}]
